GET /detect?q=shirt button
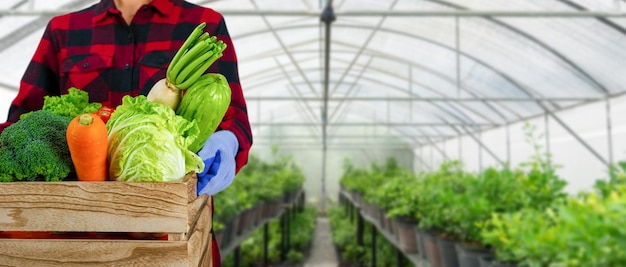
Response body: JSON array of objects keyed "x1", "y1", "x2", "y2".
[
  {"x1": 83, "y1": 62, "x2": 89, "y2": 68},
  {"x1": 143, "y1": 6, "x2": 149, "y2": 11},
  {"x1": 158, "y1": 58, "x2": 164, "y2": 64},
  {"x1": 127, "y1": 33, "x2": 133, "y2": 39},
  {"x1": 125, "y1": 63, "x2": 130, "y2": 70}
]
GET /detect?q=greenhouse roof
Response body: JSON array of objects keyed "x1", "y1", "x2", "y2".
[{"x1": 0, "y1": 0, "x2": 625, "y2": 156}]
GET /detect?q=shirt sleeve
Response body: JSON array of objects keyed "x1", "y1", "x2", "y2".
[
  {"x1": 0, "y1": 21, "x2": 61, "y2": 133},
  {"x1": 212, "y1": 16, "x2": 253, "y2": 174}
]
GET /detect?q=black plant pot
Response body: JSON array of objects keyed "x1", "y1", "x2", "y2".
[
  {"x1": 415, "y1": 227, "x2": 428, "y2": 260},
  {"x1": 422, "y1": 230, "x2": 443, "y2": 267},
  {"x1": 436, "y1": 235, "x2": 460, "y2": 267},
  {"x1": 394, "y1": 216, "x2": 418, "y2": 253},
  {"x1": 455, "y1": 242, "x2": 493, "y2": 267}
]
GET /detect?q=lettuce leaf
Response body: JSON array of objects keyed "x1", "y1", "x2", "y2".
[
  {"x1": 106, "y1": 95, "x2": 203, "y2": 182},
  {"x1": 21, "y1": 88, "x2": 102, "y2": 119}
]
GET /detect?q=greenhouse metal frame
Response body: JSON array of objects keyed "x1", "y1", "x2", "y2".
[{"x1": 1, "y1": 0, "x2": 625, "y2": 202}]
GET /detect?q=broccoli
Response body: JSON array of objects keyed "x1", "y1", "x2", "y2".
[{"x1": 0, "y1": 110, "x2": 73, "y2": 182}]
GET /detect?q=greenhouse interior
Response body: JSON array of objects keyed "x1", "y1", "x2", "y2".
[{"x1": 1, "y1": 0, "x2": 626, "y2": 266}]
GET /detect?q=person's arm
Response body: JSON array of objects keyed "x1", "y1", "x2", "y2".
[
  {"x1": 0, "y1": 21, "x2": 61, "y2": 133},
  {"x1": 210, "y1": 16, "x2": 252, "y2": 174}
]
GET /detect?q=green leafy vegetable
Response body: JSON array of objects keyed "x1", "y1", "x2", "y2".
[
  {"x1": 0, "y1": 110, "x2": 73, "y2": 182},
  {"x1": 106, "y1": 95, "x2": 203, "y2": 182},
  {"x1": 176, "y1": 73, "x2": 231, "y2": 153},
  {"x1": 21, "y1": 88, "x2": 102, "y2": 119}
]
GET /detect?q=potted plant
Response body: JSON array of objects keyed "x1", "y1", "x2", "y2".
[
  {"x1": 381, "y1": 172, "x2": 421, "y2": 253},
  {"x1": 417, "y1": 160, "x2": 470, "y2": 267}
]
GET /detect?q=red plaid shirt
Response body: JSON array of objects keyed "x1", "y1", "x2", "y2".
[{"x1": 1, "y1": 0, "x2": 252, "y2": 174}]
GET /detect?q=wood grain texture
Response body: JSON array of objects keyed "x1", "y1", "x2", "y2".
[
  {"x1": 0, "y1": 174, "x2": 198, "y2": 233},
  {"x1": 0, "y1": 173, "x2": 214, "y2": 266},
  {"x1": 167, "y1": 194, "x2": 209, "y2": 242},
  {"x1": 186, "y1": 195, "x2": 210, "y2": 239},
  {"x1": 187, "y1": 198, "x2": 213, "y2": 267},
  {"x1": 0, "y1": 239, "x2": 188, "y2": 266}
]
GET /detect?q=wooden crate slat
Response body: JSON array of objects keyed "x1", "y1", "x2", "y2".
[
  {"x1": 0, "y1": 173, "x2": 212, "y2": 266},
  {"x1": 186, "y1": 195, "x2": 210, "y2": 240},
  {"x1": 168, "y1": 188, "x2": 209, "y2": 242},
  {"x1": 0, "y1": 175, "x2": 198, "y2": 233},
  {"x1": 187, "y1": 199, "x2": 213, "y2": 267},
  {"x1": 0, "y1": 239, "x2": 189, "y2": 266}
]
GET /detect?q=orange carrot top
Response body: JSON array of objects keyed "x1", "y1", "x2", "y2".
[{"x1": 66, "y1": 113, "x2": 108, "y2": 181}]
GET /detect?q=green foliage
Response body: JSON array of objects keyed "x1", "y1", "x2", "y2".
[
  {"x1": 338, "y1": 123, "x2": 626, "y2": 266},
  {"x1": 416, "y1": 160, "x2": 474, "y2": 237},
  {"x1": 415, "y1": 123, "x2": 567, "y2": 244},
  {"x1": 327, "y1": 203, "x2": 412, "y2": 267},
  {"x1": 594, "y1": 161, "x2": 626, "y2": 198},
  {"x1": 21, "y1": 87, "x2": 102, "y2": 120},
  {"x1": 222, "y1": 206, "x2": 317, "y2": 267},
  {"x1": 481, "y1": 190, "x2": 626, "y2": 267},
  {"x1": 0, "y1": 110, "x2": 73, "y2": 182},
  {"x1": 336, "y1": 124, "x2": 568, "y2": 265},
  {"x1": 477, "y1": 123, "x2": 626, "y2": 265},
  {"x1": 340, "y1": 157, "x2": 419, "y2": 219},
  {"x1": 214, "y1": 149, "x2": 306, "y2": 241}
]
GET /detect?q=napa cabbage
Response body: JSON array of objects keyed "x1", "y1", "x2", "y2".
[{"x1": 106, "y1": 95, "x2": 203, "y2": 182}]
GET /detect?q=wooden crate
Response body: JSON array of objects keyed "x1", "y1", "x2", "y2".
[{"x1": 0, "y1": 174, "x2": 213, "y2": 267}]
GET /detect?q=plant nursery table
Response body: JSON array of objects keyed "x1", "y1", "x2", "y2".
[{"x1": 340, "y1": 190, "x2": 431, "y2": 267}]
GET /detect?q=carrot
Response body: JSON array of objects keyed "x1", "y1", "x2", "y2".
[{"x1": 66, "y1": 113, "x2": 108, "y2": 181}]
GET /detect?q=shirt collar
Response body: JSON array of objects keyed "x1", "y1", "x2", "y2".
[{"x1": 93, "y1": 0, "x2": 173, "y2": 25}]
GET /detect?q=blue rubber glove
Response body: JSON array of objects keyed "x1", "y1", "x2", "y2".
[{"x1": 196, "y1": 130, "x2": 239, "y2": 196}]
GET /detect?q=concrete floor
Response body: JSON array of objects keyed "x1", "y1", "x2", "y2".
[{"x1": 303, "y1": 217, "x2": 339, "y2": 267}]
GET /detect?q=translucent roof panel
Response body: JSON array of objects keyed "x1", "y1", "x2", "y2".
[{"x1": 0, "y1": 0, "x2": 625, "y2": 150}]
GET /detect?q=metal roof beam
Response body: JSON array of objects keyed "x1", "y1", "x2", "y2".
[
  {"x1": 253, "y1": 134, "x2": 455, "y2": 139},
  {"x1": 245, "y1": 96, "x2": 605, "y2": 102},
  {"x1": 251, "y1": 143, "x2": 413, "y2": 150},
  {"x1": 2, "y1": 9, "x2": 626, "y2": 17},
  {"x1": 251, "y1": 122, "x2": 497, "y2": 127},
  {"x1": 0, "y1": 0, "x2": 88, "y2": 53}
]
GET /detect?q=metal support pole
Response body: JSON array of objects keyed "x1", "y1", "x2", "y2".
[
  {"x1": 544, "y1": 113, "x2": 551, "y2": 155},
  {"x1": 606, "y1": 97, "x2": 614, "y2": 165},
  {"x1": 455, "y1": 15, "x2": 461, "y2": 98},
  {"x1": 357, "y1": 213, "x2": 364, "y2": 245},
  {"x1": 459, "y1": 136, "x2": 463, "y2": 162},
  {"x1": 506, "y1": 124, "x2": 511, "y2": 167},
  {"x1": 419, "y1": 147, "x2": 423, "y2": 169},
  {"x1": 478, "y1": 130, "x2": 483, "y2": 172},
  {"x1": 430, "y1": 146, "x2": 434, "y2": 169},
  {"x1": 397, "y1": 248, "x2": 404, "y2": 266},
  {"x1": 234, "y1": 245, "x2": 240, "y2": 267},
  {"x1": 357, "y1": 212, "x2": 364, "y2": 267},
  {"x1": 459, "y1": 126, "x2": 505, "y2": 165},
  {"x1": 371, "y1": 224, "x2": 377, "y2": 267},
  {"x1": 320, "y1": 0, "x2": 335, "y2": 214},
  {"x1": 280, "y1": 211, "x2": 286, "y2": 261},
  {"x1": 286, "y1": 208, "x2": 291, "y2": 251},
  {"x1": 263, "y1": 223, "x2": 269, "y2": 266},
  {"x1": 537, "y1": 102, "x2": 609, "y2": 165}
]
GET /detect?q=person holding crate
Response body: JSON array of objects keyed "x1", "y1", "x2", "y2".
[{"x1": 0, "y1": 0, "x2": 252, "y2": 265}]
